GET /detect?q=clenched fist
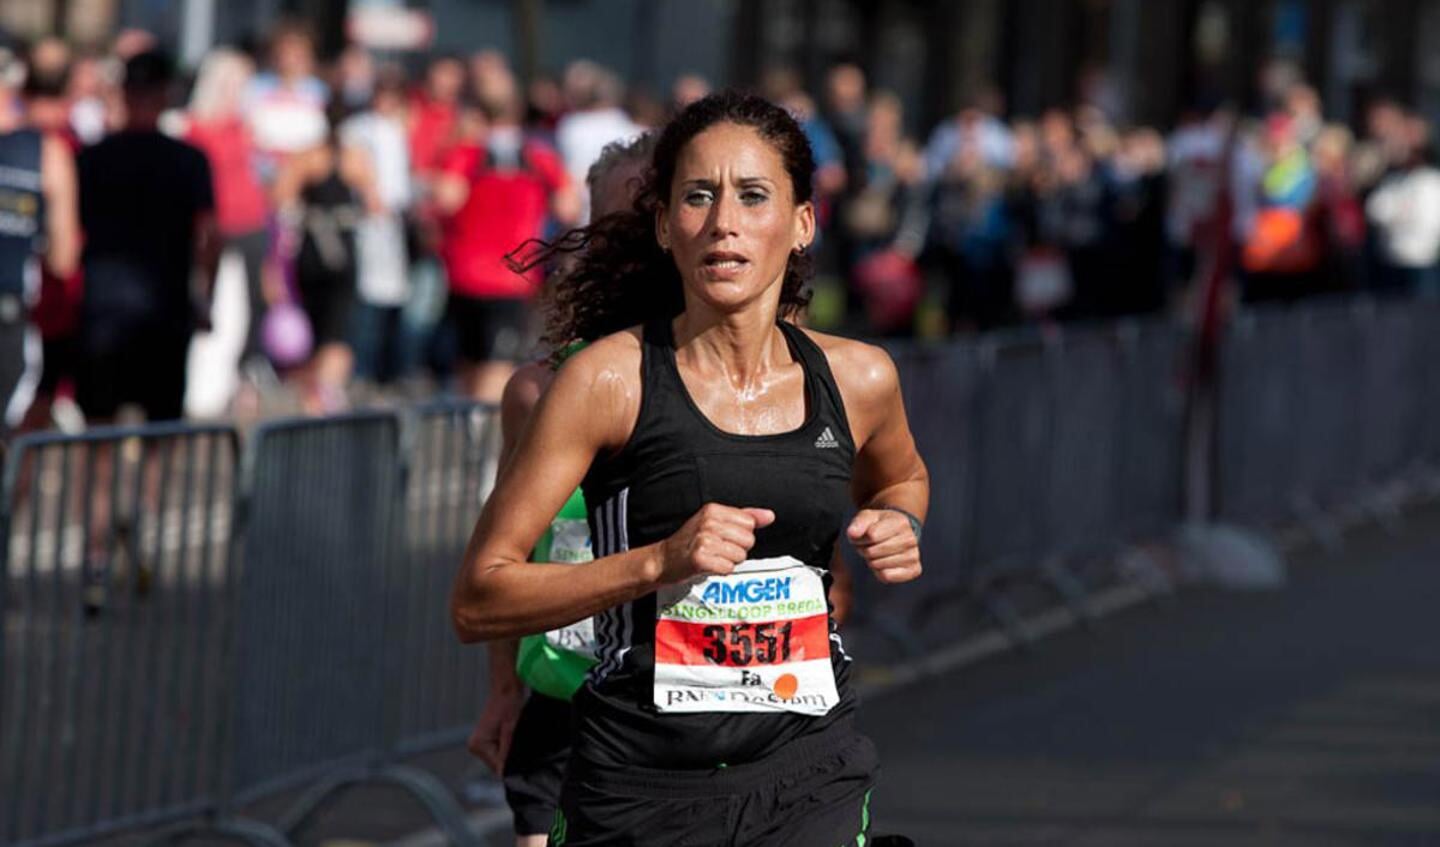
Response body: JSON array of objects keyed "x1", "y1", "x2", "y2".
[
  {"x1": 847, "y1": 509, "x2": 922, "y2": 584},
  {"x1": 658, "y1": 503, "x2": 775, "y2": 583}
]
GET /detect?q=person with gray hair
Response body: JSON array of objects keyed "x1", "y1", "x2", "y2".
[{"x1": 465, "y1": 131, "x2": 654, "y2": 847}]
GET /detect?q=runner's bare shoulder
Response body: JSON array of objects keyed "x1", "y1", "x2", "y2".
[
  {"x1": 545, "y1": 327, "x2": 646, "y2": 450},
  {"x1": 796, "y1": 329, "x2": 900, "y2": 415}
]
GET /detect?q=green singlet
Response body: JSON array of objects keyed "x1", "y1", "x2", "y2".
[{"x1": 514, "y1": 342, "x2": 597, "y2": 700}]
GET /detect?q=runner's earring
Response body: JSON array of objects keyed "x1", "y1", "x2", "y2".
[{"x1": 792, "y1": 243, "x2": 808, "y2": 256}]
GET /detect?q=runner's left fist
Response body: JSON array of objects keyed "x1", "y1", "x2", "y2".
[{"x1": 846, "y1": 509, "x2": 922, "y2": 584}]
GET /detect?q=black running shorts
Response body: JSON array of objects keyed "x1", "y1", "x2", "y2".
[
  {"x1": 504, "y1": 692, "x2": 574, "y2": 836},
  {"x1": 447, "y1": 294, "x2": 527, "y2": 363},
  {"x1": 548, "y1": 720, "x2": 877, "y2": 847}
]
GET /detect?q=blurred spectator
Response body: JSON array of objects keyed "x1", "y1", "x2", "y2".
[
  {"x1": 671, "y1": 73, "x2": 710, "y2": 113},
  {"x1": 1311, "y1": 124, "x2": 1367, "y2": 292},
  {"x1": 27, "y1": 37, "x2": 69, "y2": 77},
  {"x1": 66, "y1": 50, "x2": 112, "y2": 145},
  {"x1": 1285, "y1": 83, "x2": 1323, "y2": 148},
  {"x1": 274, "y1": 111, "x2": 380, "y2": 414},
  {"x1": 524, "y1": 73, "x2": 565, "y2": 135},
  {"x1": 334, "y1": 43, "x2": 376, "y2": 112},
  {"x1": 435, "y1": 77, "x2": 577, "y2": 402},
  {"x1": 1042, "y1": 130, "x2": 1112, "y2": 320},
  {"x1": 401, "y1": 53, "x2": 466, "y2": 380},
  {"x1": 246, "y1": 20, "x2": 329, "y2": 183},
  {"x1": 765, "y1": 68, "x2": 847, "y2": 207},
  {"x1": 184, "y1": 48, "x2": 271, "y2": 375},
  {"x1": 409, "y1": 54, "x2": 464, "y2": 180},
  {"x1": 587, "y1": 132, "x2": 655, "y2": 219},
  {"x1": 1165, "y1": 99, "x2": 1228, "y2": 288},
  {"x1": 111, "y1": 29, "x2": 157, "y2": 62},
  {"x1": 848, "y1": 91, "x2": 923, "y2": 253},
  {"x1": 19, "y1": 50, "x2": 85, "y2": 432},
  {"x1": 843, "y1": 91, "x2": 924, "y2": 332},
  {"x1": 22, "y1": 54, "x2": 77, "y2": 147},
  {"x1": 624, "y1": 86, "x2": 667, "y2": 129},
  {"x1": 342, "y1": 69, "x2": 413, "y2": 384},
  {"x1": 1108, "y1": 127, "x2": 1168, "y2": 314},
  {"x1": 1239, "y1": 112, "x2": 1322, "y2": 302},
  {"x1": 3, "y1": 33, "x2": 1433, "y2": 430},
  {"x1": 76, "y1": 50, "x2": 218, "y2": 423},
  {"x1": 822, "y1": 62, "x2": 870, "y2": 318},
  {"x1": 556, "y1": 60, "x2": 641, "y2": 220},
  {"x1": 469, "y1": 50, "x2": 512, "y2": 109},
  {"x1": 931, "y1": 139, "x2": 1015, "y2": 330},
  {"x1": 1, "y1": 47, "x2": 79, "y2": 434},
  {"x1": 1365, "y1": 116, "x2": 1440, "y2": 297},
  {"x1": 923, "y1": 87, "x2": 1014, "y2": 177}
]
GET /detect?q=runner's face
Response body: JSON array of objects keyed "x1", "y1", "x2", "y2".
[{"x1": 659, "y1": 123, "x2": 814, "y2": 313}]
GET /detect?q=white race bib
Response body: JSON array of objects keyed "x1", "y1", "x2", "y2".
[
  {"x1": 653, "y1": 556, "x2": 838, "y2": 715},
  {"x1": 544, "y1": 518, "x2": 596, "y2": 657}
]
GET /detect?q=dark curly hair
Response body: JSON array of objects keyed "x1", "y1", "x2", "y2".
[{"x1": 507, "y1": 90, "x2": 816, "y2": 355}]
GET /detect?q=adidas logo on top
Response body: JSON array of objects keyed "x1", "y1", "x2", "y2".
[{"x1": 814, "y1": 426, "x2": 839, "y2": 449}]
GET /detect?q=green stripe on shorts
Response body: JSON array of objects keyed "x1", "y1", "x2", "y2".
[
  {"x1": 853, "y1": 789, "x2": 872, "y2": 846},
  {"x1": 548, "y1": 809, "x2": 568, "y2": 846}
]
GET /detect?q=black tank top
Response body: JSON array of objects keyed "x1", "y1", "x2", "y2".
[
  {"x1": 576, "y1": 318, "x2": 857, "y2": 769},
  {"x1": 298, "y1": 161, "x2": 360, "y2": 281}
]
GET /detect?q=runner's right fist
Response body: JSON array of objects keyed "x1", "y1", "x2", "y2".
[{"x1": 658, "y1": 504, "x2": 775, "y2": 583}]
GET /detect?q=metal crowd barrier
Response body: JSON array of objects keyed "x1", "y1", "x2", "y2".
[
  {"x1": 1216, "y1": 297, "x2": 1440, "y2": 538},
  {"x1": 229, "y1": 412, "x2": 403, "y2": 803},
  {"x1": 229, "y1": 410, "x2": 484, "y2": 845},
  {"x1": 5, "y1": 296, "x2": 1440, "y2": 846},
  {"x1": 856, "y1": 317, "x2": 1188, "y2": 656},
  {"x1": 1, "y1": 423, "x2": 240, "y2": 847},
  {"x1": 386, "y1": 399, "x2": 500, "y2": 757},
  {"x1": 0, "y1": 408, "x2": 498, "y2": 847}
]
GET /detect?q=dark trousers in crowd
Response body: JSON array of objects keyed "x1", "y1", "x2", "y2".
[
  {"x1": 228, "y1": 229, "x2": 269, "y2": 368},
  {"x1": 350, "y1": 302, "x2": 405, "y2": 384},
  {"x1": 936, "y1": 247, "x2": 1013, "y2": 332}
]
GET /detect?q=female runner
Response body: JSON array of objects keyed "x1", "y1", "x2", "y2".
[{"x1": 453, "y1": 91, "x2": 927, "y2": 846}]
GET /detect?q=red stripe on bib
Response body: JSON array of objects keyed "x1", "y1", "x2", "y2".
[{"x1": 654, "y1": 614, "x2": 830, "y2": 667}]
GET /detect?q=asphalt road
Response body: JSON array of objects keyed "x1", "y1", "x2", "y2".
[
  {"x1": 26, "y1": 497, "x2": 1440, "y2": 846},
  {"x1": 859, "y1": 506, "x2": 1440, "y2": 846}
]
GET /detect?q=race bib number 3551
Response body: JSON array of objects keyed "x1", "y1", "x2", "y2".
[{"x1": 653, "y1": 556, "x2": 838, "y2": 715}]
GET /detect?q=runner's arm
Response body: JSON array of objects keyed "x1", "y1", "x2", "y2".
[
  {"x1": 39, "y1": 136, "x2": 78, "y2": 279},
  {"x1": 485, "y1": 362, "x2": 553, "y2": 690},
  {"x1": 827, "y1": 338, "x2": 928, "y2": 584},
  {"x1": 845, "y1": 343, "x2": 928, "y2": 520},
  {"x1": 452, "y1": 335, "x2": 665, "y2": 643}
]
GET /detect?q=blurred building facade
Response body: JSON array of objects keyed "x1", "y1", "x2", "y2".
[{"x1": 4, "y1": 0, "x2": 1440, "y2": 130}]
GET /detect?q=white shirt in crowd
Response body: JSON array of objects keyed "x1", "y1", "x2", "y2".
[
  {"x1": 1366, "y1": 166, "x2": 1440, "y2": 269},
  {"x1": 555, "y1": 106, "x2": 642, "y2": 222},
  {"x1": 1165, "y1": 121, "x2": 1227, "y2": 247},
  {"x1": 341, "y1": 110, "x2": 412, "y2": 307},
  {"x1": 341, "y1": 110, "x2": 411, "y2": 211}
]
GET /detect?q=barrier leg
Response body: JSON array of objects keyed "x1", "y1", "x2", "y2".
[
  {"x1": 1291, "y1": 494, "x2": 1343, "y2": 553},
  {"x1": 1117, "y1": 547, "x2": 1176, "y2": 599},
  {"x1": 976, "y1": 584, "x2": 1034, "y2": 648},
  {"x1": 1361, "y1": 481, "x2": 1406, "y2": 536},
  {"x1": 277, "y1": 764, "x2": 482, "y2": 847},
  {"x1": 1040, "y1": 557, "x2": 1094, "y2": 626}
]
